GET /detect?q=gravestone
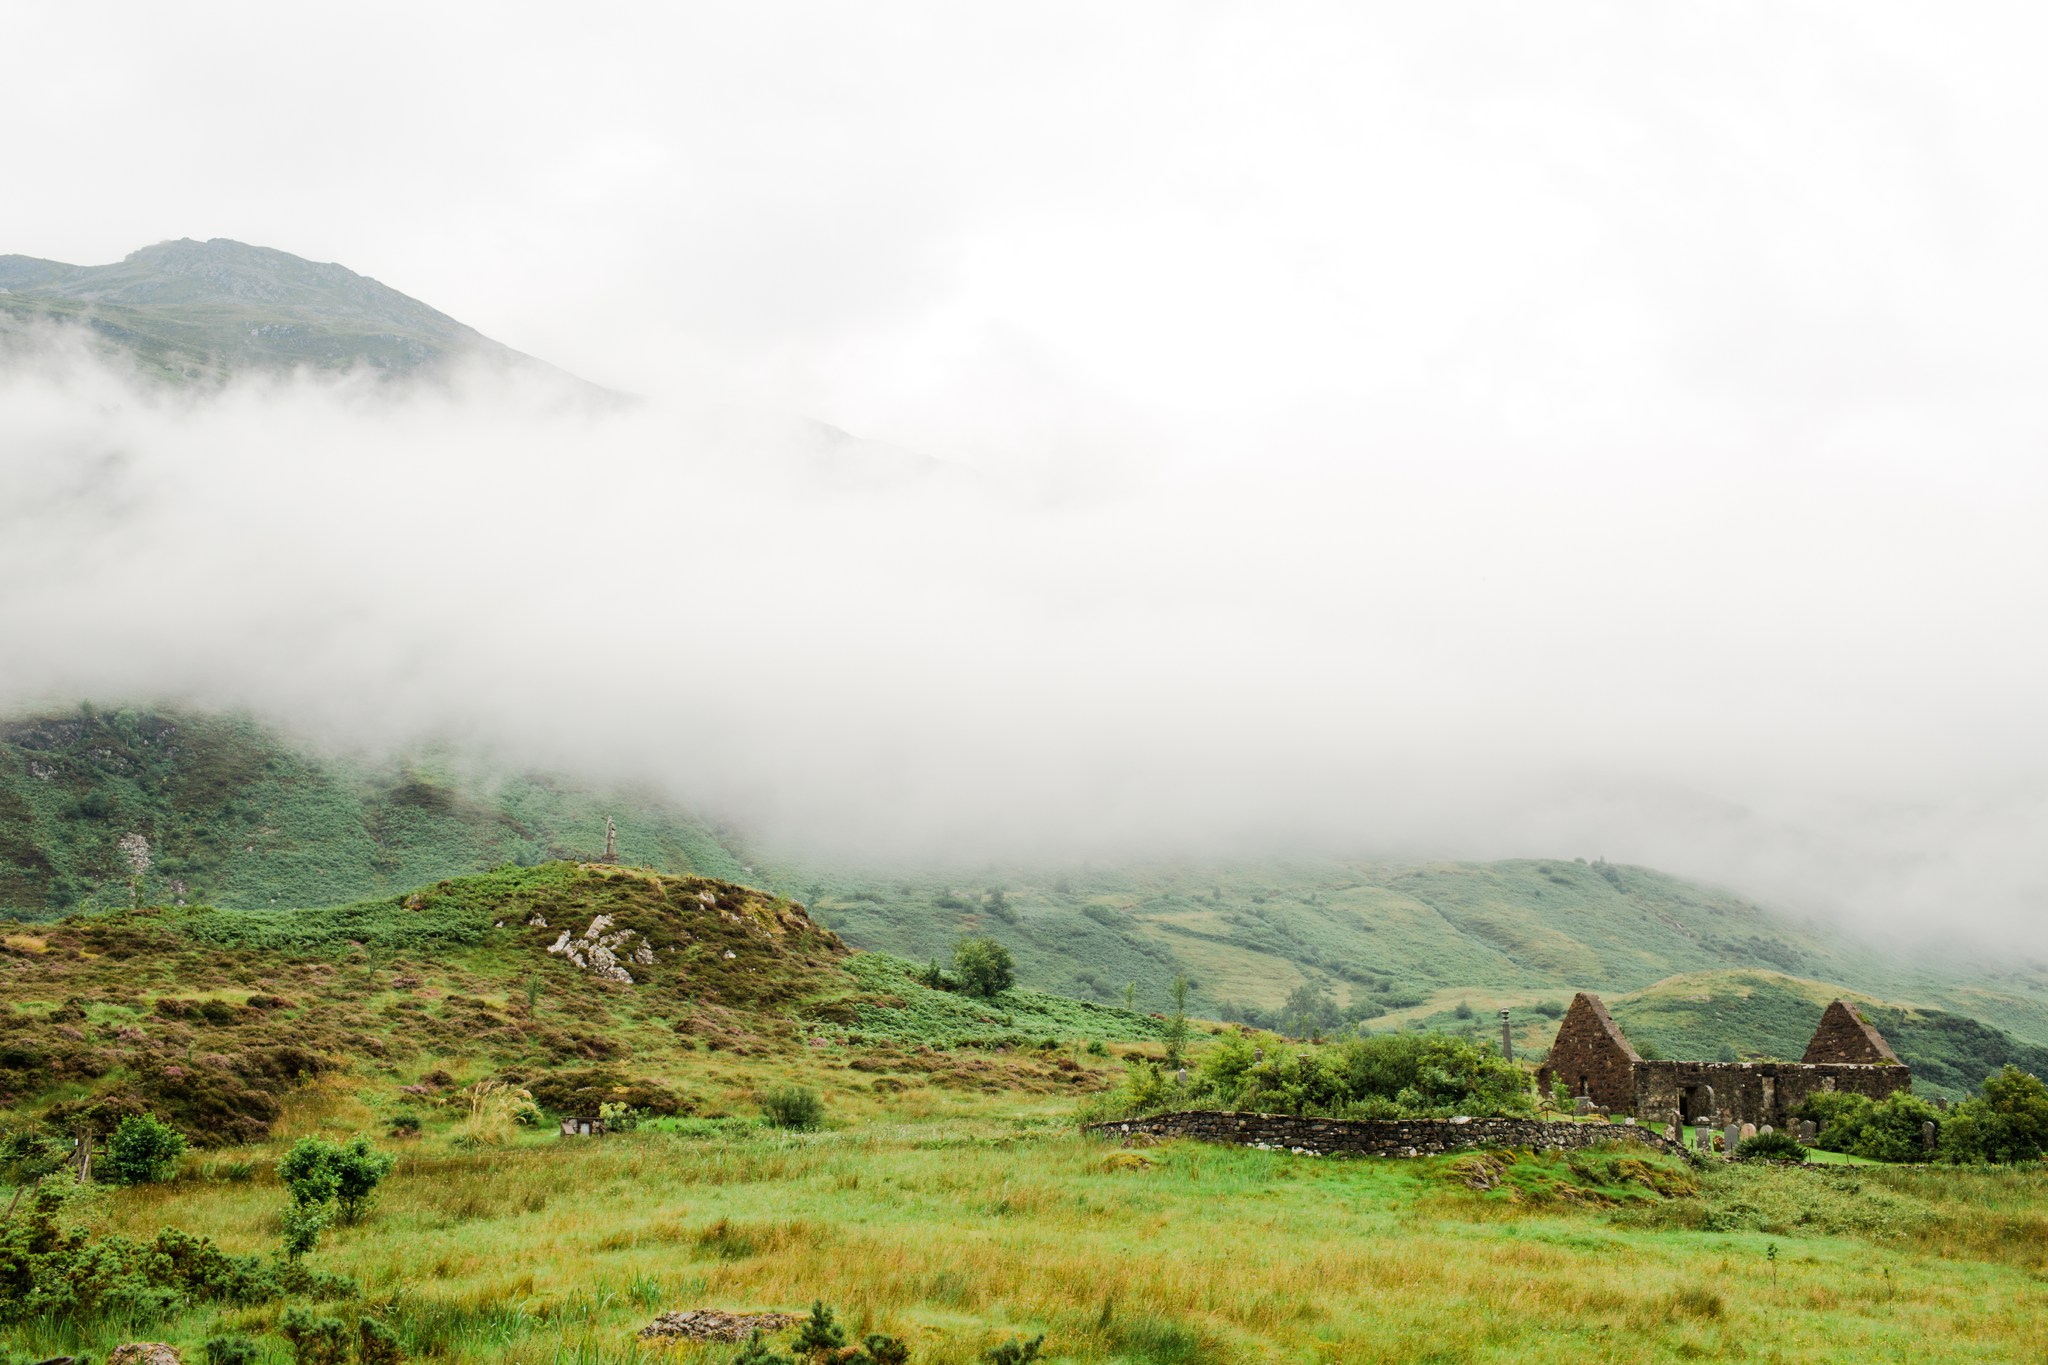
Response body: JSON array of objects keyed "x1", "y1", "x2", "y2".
[
  {"x1": 1723, "y1": 1123, "x2": 1740, "y2": 1154},
  {"x1": 1666, "y1": 1110, "x2": 1682, "y2": 1142},
  {"x1": 1739, "y1": 1122, "x2": 1757, "y2": 1141},
  {"x1": 1799, "y1": 1119, "x2": 1816, "y2": 1143},
  {"x1": 1175, "y1": 1067, "x2": 1189, "y2": 1087},
  {"x1": 1696, "y1": 1128, "x2": 1712, "y2": 1153},
  {"x1": 1923, "y1": 1121, "x2": 1937, "y2": 1152},
  {"x1": 1759, "y1": 1125, "x2": 1773, "y2": 1137},
  {"x1": 1575, "y1": 1096, "x2": 1593, "y2": 1115}
]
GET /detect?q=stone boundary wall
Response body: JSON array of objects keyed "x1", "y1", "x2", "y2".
[{"x1": 1085, "y1": 1110, "x2": 1684, "y2": 1158}]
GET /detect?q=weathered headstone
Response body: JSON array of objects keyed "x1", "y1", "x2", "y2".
[
  {"x1": 1799, "y1": 1119, "x2": 1816, "y2": 1143},
  {"x1": 1175, "y1": 1067, "x2": 1189, "y2": 1087},
  {"x1": 1723, "y1": 1123, "x2": 1740, "y2": 1154},
  {"x1": 1696, "y1": 1128, "x2": 1712, "y2": 1153},
  {"x1": 1923, "y1": 1120, "x2": 1937, "y2": 1152},
  {"x1": 1666, "y1": 1110, "x2": 1682, "y2": 1142},
  {"x1": 1759, "y1": 1125, "x2": 1773, "y2": 1137},
  {"x1": 1739, "y1": 1122, "x2": 1757, "y2": 1141},
  {"x1": 1574, "y1": 1095, "x2": 1593, "y2": 1115}
]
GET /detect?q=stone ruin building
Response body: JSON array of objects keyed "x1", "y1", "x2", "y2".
[{"x1": 1536, "y1": 993, "x2": 1909, "y2": 1129}]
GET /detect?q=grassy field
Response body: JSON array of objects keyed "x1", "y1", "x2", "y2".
[
  {"x1": 5, "y1": 864, "x2": 2047, "y2": 1362},
  {"x1": 9, "y1": 1101, "x2": 2048, "y2": 1364}
]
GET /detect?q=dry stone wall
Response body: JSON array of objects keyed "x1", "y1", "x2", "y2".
[{"x1": 1086, "y1": 1110, "x2": 1683, "y2": 1158}]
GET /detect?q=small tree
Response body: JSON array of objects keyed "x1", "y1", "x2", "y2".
[
  {"x1": 104, "y1": 1113, "x2": 186, "y2": 1185},
  {"x1": 279, "y1": 1202, "x2": 330, "y2": 1261},
  {"x1": 279, "y1": 1137, "x2": 342, "y2": 1208},
  {"x1": 791, "y1": 1301, "x2": 847, "y2": 1361},
  {"x1": 953, "y1": 938, "x2": 1015, "y2": 999},
  {"x1": 329, "y1": 1134, "x2": 397, "y2": 1223},
  {"x1": 356, "y1": 1316, "x2": 403, "y2": 1365},
  {"x1": 1162, "y1": 974, "x2": 1191, "y2": 1068}
]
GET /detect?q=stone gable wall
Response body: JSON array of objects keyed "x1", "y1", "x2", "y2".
[
  {"x1": 1085, "y1": 1110, "x2": 1682, "y2": 1158},
  {"x1": 1802, "y1": 1001, "x2": 1902, "y2": 1065},
  {"x1": 1536, "y1": 992, "x2": 1640, "y2": 1112}
]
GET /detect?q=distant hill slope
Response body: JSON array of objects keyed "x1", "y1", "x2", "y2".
[
  {"x1": 1601, "y1": 970, "x2": 2048, "y2": 1102},
  {"x1": 0, "y1": 238, "x2": 562, "y2": 382},
  {"x1": 0, "y1": 706, "x2": 745, "y2": 914},
  {"x1": 9, "y1": 703, "x2": 2048, "y2": 1063}
]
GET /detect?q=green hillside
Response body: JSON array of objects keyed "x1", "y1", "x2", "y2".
[
  {"x1": 0, "y1": 706, "x2": 745, "y2": 915},
  {"x1": 0, "y1": 237, "x2": 553, "y2": 382},
  {"x1": 10, "y1": 703, "x2": 2048, "y2": 1069}
]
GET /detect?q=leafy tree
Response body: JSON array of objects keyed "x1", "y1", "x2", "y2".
[
  {"x1": 278, "y1": 1138, "x2": 342, "y2": 1208},
  {"x1": 953, "y1": 938, "x2": 1015, "y2": 999},
  {"x1": 276, "y1": 1135, "x2": 394, "y2": 1223},
  {"x1": 104, "y1": 1113, "x2": 186, "y2": 1185},
  {"x1": 1941, "y1": 1066, "x2": 2048, "y2": 1163}
]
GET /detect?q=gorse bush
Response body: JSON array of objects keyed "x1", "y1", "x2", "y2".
[
  {"x1": 0, "y1": 1173, "x2": 333, "y2": 1327},
  {"x1": 203, "y1": 1336, "x2": 261, "y2": 1365},
  {"x1": 761, "y1": 1085, "x2": 826, "y2": 1131},
  {"x1": 103, "y1": 1112, "x2": 186, "y2": 1184},
  {"x1": 280, "y1": 1306, "x2": 350, "y2": 1365}
]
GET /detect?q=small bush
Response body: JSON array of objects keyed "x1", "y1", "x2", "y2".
[
  {"x1": 1735, "y1": 1131, "x2": 1807, "y2": 1163},
  {"x1": 204, "y1": 1336, "x2": 261, "y2": 1365},
  {"x1": 281, "y1": 1306, "x2": 351, "y2": 1365},
  {"x1": 986, "y1": 1335, "x2": 1044, "y2": 1363},
  {"x1": 104, "y1": 1112, "x2": 187, "y2": 1184},
  {"x1": 357, "y1": 1315, "x2": 404, "y2": 1365},
  {"x1": 761, "y1": 1086, "x2": 825, "y2": 1132},
  {"x1": 791, "y1": 1300, "x2": 846, "y2": 1358}
]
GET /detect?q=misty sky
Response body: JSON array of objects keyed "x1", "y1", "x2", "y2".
[{"x1": 4, "y1": 4, "x2": 2047, "y2": 950}]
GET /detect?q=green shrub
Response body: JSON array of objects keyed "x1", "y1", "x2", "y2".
[
  {"x1": 357, "y1": 1315, "x2": 403, "y2": 1365},
  {"x1": 279, "y1": 1203, "x2": 330, "y2": 1261},
  {"x1": 733, "y1": 1332, "x2": 795, "y2": 1365},
  {"x1": 760, "y1": 1086, "x2": 825, "y2": 1132},
  {"x1": 1734, "y1": 1131, "x2": 1807, "y2": 1162},
  {"x1": 986, "y1": 1335, "x2": 1044, "y2": 1364},
  {"x1": 791, "y1": 1300, "x2": 846, "y2": 1359},
  {"x1": 281, "y1": 1306, "x2": 350, "y2": 1365},
  {"x1": 1940, "y1": 1066, "x2": 2048, "y2": 1163},
  {"x1": 276, "y1": 1135, "x2": 395, "y2": 1223},
  {"x1": 204, "y1": 1336, "x2": 261, "y2": 1365},
  {"x1": 953, "y1": 938, "x2": 1016, "y2": 999},
  {"x1": 104, "y1": 1113, "x2": 187, "y2": 1184}
]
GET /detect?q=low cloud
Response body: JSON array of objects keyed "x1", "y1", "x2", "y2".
[{"x1": 2, "y1": 334, "x2": 2044, "y2": 956}]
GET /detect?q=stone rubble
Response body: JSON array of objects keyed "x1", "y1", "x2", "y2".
[{"x1": 638, "y1": 1310, "x2": 804, "y2": 1343}]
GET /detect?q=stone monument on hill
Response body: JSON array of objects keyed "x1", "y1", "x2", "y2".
[{"x1": 601, "y1": 816, "x2": 619, "y2": 864}]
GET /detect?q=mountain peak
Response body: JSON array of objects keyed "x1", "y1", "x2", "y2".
[{"x1": 0, "y1": 237, "x2": 549, "y2": 383}]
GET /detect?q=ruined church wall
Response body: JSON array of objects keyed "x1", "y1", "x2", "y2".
[{"x1": 1632, "y1": 1062, "x2": 1909, "y2": 1127}]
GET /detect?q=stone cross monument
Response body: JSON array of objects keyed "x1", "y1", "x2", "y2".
[{"x1": 603, "y1": 816, "x2": 618, "y2": 863}]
